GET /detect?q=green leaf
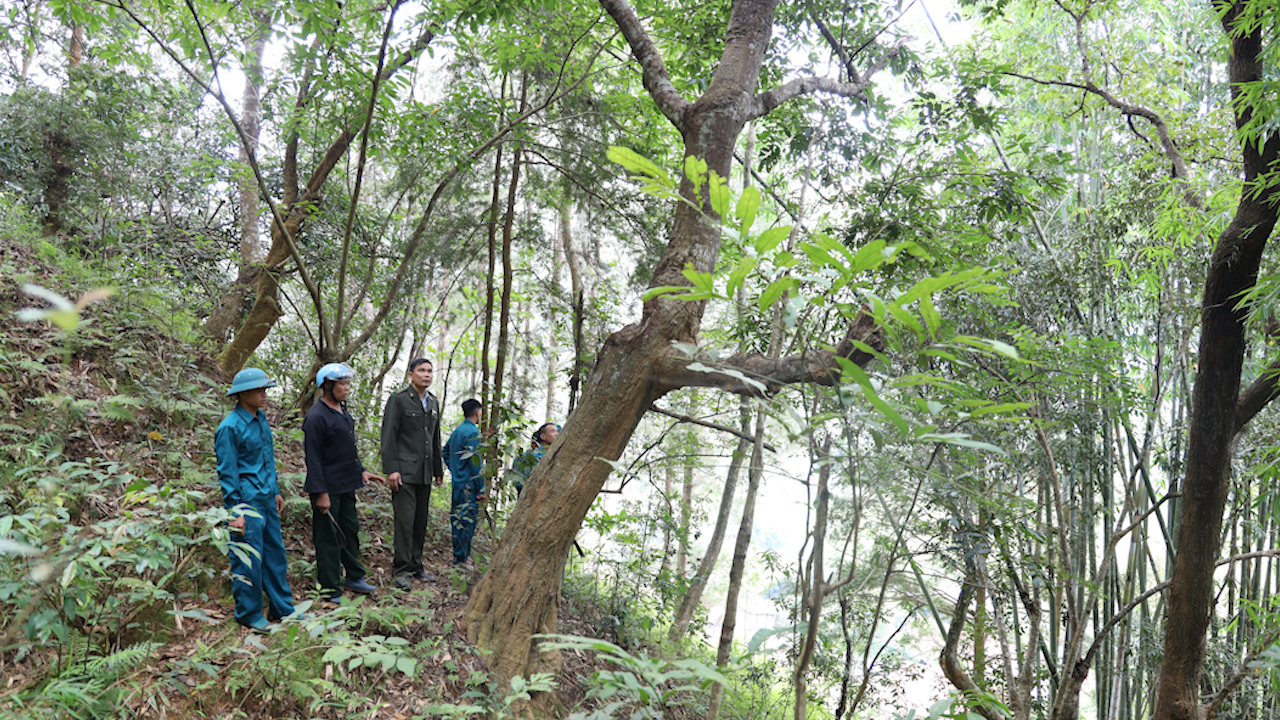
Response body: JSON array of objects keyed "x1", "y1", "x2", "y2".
[
  {"x1": 608, "y1": 146, "x2": 671, "y2": 186},
  {"x1": 916, "y1": 432, "x2": 1005, "y2": 454},
  {"x1": 725, "y1": 256, "x2": 757, "y2": 300},
  {"x1": 800, "y1": 242, "x2": 838, "y2": 270},
  {"x1": 887, "y1": 303, "x2": 925, "y2": 337},
  {"x1": 919, "y1": 295, "x2": 941, "y2": 336},
  {"x1": 681, "y1": 264, "x2": 716, "y2": 294},
  {"x1": 736, "y1": 186, "x2": 761, "y2": 235},
  {"x1": 968, "y1": 401, "x2": 1032, "y2": 418},
  {"x1": 759, "y1": 276, "x2": 797, "y2": 311},
  {"x1": 754, "y1": 226, "x2": 791, "y2": 255},
  {"x1": 641, "y1": 285, "x2": 695, "y2": 301},
  {"x1": 708, "y1": 170, "x2": 730, "y2": 217},
  {"x1": 683, "y1": 155, "x2": 707, "y2": 198},
  {"x1": 853, "y1": 239, "x2": 888, "y2": 272}
]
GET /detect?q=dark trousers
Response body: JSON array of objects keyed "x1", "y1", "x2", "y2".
[
  {"x1": 391, "y1": 482, "x2": 431, "y2": 576},
  {"x1": 311, "y1": 491, "x2": 365, "y2": 593},
  {"x1": 451, "y1": 482, "x2": 479, "y2": 564},
  {"x1": 228, "y1": 493, "x2": 294, "y2": 625}
]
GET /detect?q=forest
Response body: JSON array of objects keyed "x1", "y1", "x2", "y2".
[{"x1": 1, "y1": 0, "x2": 1279, "y2": 718}]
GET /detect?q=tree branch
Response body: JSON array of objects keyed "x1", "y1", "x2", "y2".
[
  {"x1": 1204, "y1": 630, "x2": 1280, "y2": 719},
  {"x1": 654, "y1": 311, "x2": 882, "y2": 396},
  {"x1": 597, "y1": 0, "x2": 688, "y2": 127},
  {"x1": 1234, "y1": 356, "x2": 1280, "y2": 435},
  {"x1": 648, "y1": 405, "x2": 777, "y2": 452},
  {"x1": 939, "y1": 574, "x2": 1006, "y2": 720},
  {"x1": 748, "y1": 41, "x2": 905, "y2": 121}
]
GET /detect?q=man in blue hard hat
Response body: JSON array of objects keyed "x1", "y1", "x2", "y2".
[
  {"x1": 445, "y1": 398, "x2": 486, "y2": 566},
  {"x1": 216, "y1": 367, "x2": 296, "y2": 633},
  {"x1": 304, "y1": 363, "x2": 382, "y2": 604},
  {"x1": 380, "y1": 358, "x2": 444, "y2": 589}
]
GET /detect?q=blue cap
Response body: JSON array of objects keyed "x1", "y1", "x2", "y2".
[
  {"x1": 227, "y1": 367, "x2": 277, "y2": 396},
  {"x1": 316, "y1": 362, "x2": 355, "y2": 388}
]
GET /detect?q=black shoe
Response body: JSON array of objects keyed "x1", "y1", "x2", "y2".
[
  {"x1": 393, "y1": 575, "x2": 412, "y2": 590},
  {"x1": 343, "y1": 577, "x2": 377, "y2": 593},
  {"x1": 413, "y1": 570, "x2": 436, "y2": 582}
]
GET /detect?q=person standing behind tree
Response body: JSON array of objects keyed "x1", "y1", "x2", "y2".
[
  {"x1": 380, "y1": 358, "x2": 444, "y2": 589},
  {"x1": 511, "y1": 422, "x2": 559, "y2": 496},
  {"x1": 304, "y1": 363, "x2": 381, "y2": 604},
  {"x1": 445, "y1": 398, "x2": 486, "y2": 566},
  {"x1": 215, "y1": 368, "x2": 296, "y2": 633}
]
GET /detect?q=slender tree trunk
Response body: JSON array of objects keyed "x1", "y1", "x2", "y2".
[
  {"x1": 669, "y1": 409, "x2": 749, "y2": 640},
  {"x1": 1154, "y1": 5, "x2": 1280, "y2": 718},
  {"x1": 42, "y1": 23, "x2": 84, "y2": 238},
  {"x1": 564, "y1": 200, "x2": 584, "y2": 415},
  {"x1": 707, "y1": 409, "x2": 766, "y2": 720},
  {"x1": 481, "y1": 140, "x2": 504, "y2": 422},
  {"x1": 204, "y1": 12, "x2": 270, "y2": 345},
  {"x1": 547, "y1": 204, "x2": 568, "y2": 419},
  {"x1": 480, "y1": 68, "x2": 509, "y2": 417},
  {"x1": 660, "y1": 466, "x2": 674, "y2": 575},
  {"x1": 676, "y1": 451, "x2": 693, "y2": 579},
  {"x1": 793, "y1": 440, "x2": 831, "y2": 720},
  {"x1": 490, "y1": 71, "x2": 526, "y2": 435}
]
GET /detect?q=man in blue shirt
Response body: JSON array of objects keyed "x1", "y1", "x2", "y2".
[
  {"x1": 511, "y1": 422, "x2": 559, "y2": 496},
  {"x1": 444, "y1": 399, "x2": 486, "y2": 565},
  {"x1": 304, "y1": 363, "x2": 381, "y2": 603},
  {"x1": 215, "y1": 368, "x2": 296, "y2": 632}
]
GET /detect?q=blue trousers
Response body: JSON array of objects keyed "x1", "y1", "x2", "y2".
[
  {"x1": 450, "y1": 482, "x2": 479, "y2": 564},
  {"x1": 228, "y1": 493, "x2": 295, "y2": 625}
]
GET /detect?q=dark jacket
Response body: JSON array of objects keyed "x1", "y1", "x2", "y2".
[
  {"x1": 379, "y1": 386, "x2": 443, "y2": 484},
  {"x1": 302, "y1": 400, "x2": 365, "y2": 495}
]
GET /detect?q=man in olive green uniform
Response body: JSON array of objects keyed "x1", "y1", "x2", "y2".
[{"x1": 380, "y1": 358, "x2": 444, "y2": 588}]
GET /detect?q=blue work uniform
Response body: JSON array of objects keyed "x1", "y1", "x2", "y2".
[
  {"x1": 216, "y1": 405, "x2": 295, "y2": 626},
  {"x1": 444, "y1": 419, "x2": 484, "y2": 564},
  {"x1": 511, "y1": 445, "x2": 548, "y2": 495}
]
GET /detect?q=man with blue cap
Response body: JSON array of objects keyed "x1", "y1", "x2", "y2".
[
  {"x1": 216, "y1": 367, "x2": 296, "y2": 633},
  {"x1": 304, "y1": 363, "x2": 382, "y2": 604}
]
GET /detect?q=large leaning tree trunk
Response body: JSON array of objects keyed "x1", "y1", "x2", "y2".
[
  {"x1": 464, "y1": 0, "x2": 897, "y2": 688},
  {"x1": 1153, "y1": 2, "x2": 1280, "y2": 718}
]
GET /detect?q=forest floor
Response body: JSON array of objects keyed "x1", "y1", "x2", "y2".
[{"x1": 0, "y1": 237, "x2": 612, "y2": 718}]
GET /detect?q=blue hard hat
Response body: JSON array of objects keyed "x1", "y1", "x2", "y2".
[
  {"x1": 227, "y1": 367, "x2": 277, "y2": 396},
  {"x1": 316, "y1": 362, "x2": 355, "y2": 388}
]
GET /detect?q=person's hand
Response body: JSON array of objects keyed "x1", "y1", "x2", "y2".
[
  {"x1": 275, "y1": 494, "x2": 284, "y2": 515},
  {"x1": 477, "y1": 493, "x2": 488, "y2": 503},
  {"x1": 387, "y1": 472, "x2": 402, "y2": 491},
  {"x1": 316, "y1": 492, "x2": 331, "y2": 514},
  {"x1": 433, "y1": 475, "x2": 444, "y2": 487},
  {"x1": 362, "y1": 471, "x2": 383, "y2": 485},
  {"x1": 229, "y1": 515, "x2": 247, "y2": 534}
]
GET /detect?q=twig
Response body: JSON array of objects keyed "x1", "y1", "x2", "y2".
[{"x1": 648, "y1": 405, "x2": 777, "y2": 452}]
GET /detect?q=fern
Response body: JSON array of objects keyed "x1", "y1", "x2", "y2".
[
  {"x1": 103, "y1": 395, "x2": 143, "y2": 422},
  {"x1": 86, "y1": 641, "x2": 164, "y2": 678}
]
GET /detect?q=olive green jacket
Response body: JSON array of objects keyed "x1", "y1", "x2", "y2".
[{"x1": 379, "y1": 386, "x2": 443, "y2": 484}]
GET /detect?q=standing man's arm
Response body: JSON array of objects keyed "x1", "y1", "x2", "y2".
[
  {"x1": 303, "y1": 411, "x2": 331, "y2": 513},
  {"x1": 431, "y1": 397, "x2": 444, "y2": 486},
  {"x1": 264, "y1": 422, "x2": 284, "y2": 515},
  {"x1": 215, "y1": 424, "x2": 247, "y2": 532},
  {"x1": 380, "y1": 394, "x2": 403, "y2": 491},
  {"x1": 464, "y1": 425, "x2": 486, "y2": 500}
]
